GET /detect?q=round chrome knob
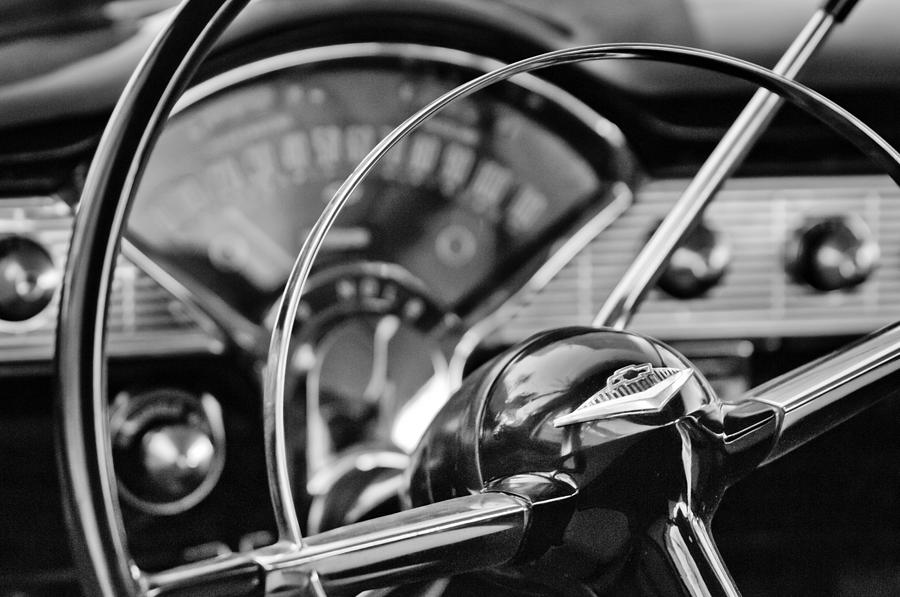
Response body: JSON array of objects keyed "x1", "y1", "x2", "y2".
[
  {"x1": 110, "y1": 389, "x2": 225, "y2": 515},
  {"x1": 140, "y1": 424, "x2": 216, "y2": 499},
  {"x1": 0, "y1": 236, "x2": 58, "y2": 321},
  {"x1": 657, "y1": 220, "x2": 730, "y2": 299},
  {"x1": 786, "y1": 215, "x2": 879, "y2": 291}
]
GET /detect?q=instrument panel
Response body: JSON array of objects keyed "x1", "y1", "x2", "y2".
[
  {"x1": 0, "y1": 45, "x2": 897, "y2": 362},
  {"x1": 128, "y1": 44, "x2": 625, "y2": 323}
]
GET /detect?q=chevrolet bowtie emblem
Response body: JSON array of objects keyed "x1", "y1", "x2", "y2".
[{"x1": 553, "y1": 363, "x2": 694, "y2": 427}]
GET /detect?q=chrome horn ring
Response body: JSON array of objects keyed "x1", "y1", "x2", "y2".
[{"x1": 57, "y1": 0, "x2": 900, "y2": 594}]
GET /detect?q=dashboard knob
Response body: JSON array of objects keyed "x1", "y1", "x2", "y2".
[
  {"x1": 0, "y1": 236, "x2": 58, "y2": 321},
  {"x1": 110, "y1": 389, "x2": 225, "y2": 515},
  {"x1": 657, "y1": 220, "x2": 730, "y2": 299},
  {"x1": 786, "y1": 215, "x2": 879, "y2": 291},
  {"x1": 140, "y1": 424, "x2": 216, "y2": 500}
]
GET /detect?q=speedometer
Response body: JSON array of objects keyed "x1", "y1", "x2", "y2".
[{"x1": 129, "y1": 43, "x2": 630, "y2": 321}]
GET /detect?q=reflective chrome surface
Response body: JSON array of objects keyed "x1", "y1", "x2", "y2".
[
  {"x1": 409, "y1": 327, "x2": 742, "y2": 594},
  {"x1": 0, "y1": 197, "x2": 221, "y2": 360},
  {"x1": 147, "y1": 491, "x2": 533, "y2": 597},
  {"x1": 732, "y1": 321, "x2": 900, "y2": 466},
  {"x1": 553, "y1": 364, "x2": 694, "y2": 426},
  {"x1": 594, "y1": 7, "x2": 838, "y2": 330},
  {"x1": 409, "y1": 327, "x2": 717, "y2": 500},
  {"x1": 268, "y1": 492, "x2": 531, "y2": 594},
  {"x1": 501, "y1": 175, "x2": 900, "y2": 342},
  {"x1": 305, "y1": 448, "x2": 409, "y2": 534},
  {"x1": 665, "y1": 501, "x2": 740, "y2": 597},
  {"x1": 784, "y1": 213, "x2": 880, "y2": 291},
  {"x1": 121, "y1": 239, "x2": 266, "y2": 358}
]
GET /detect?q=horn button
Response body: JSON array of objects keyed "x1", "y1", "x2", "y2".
[{"x1": 409, "y1": 327, "x2": 726, "y2": 587}]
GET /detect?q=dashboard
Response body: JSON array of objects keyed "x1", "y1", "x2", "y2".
[{"x1": 2, "y1": 0, "x2": 900, "y2": 595}]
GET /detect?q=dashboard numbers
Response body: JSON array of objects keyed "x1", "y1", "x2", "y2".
[{"x1": 130, "y1": 44, "x2": 622, "y2": 321}]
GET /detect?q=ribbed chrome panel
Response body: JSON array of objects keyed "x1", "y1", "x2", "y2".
[
  {"x1": 5, "y1": 175, "x2": 897, "y2": 361},
  {"x1": 0, "y1": 197, "x2": 222, "y2": 361},
  {"x1": 498, "y1": 175, "x2": 900, "y2": 341}
]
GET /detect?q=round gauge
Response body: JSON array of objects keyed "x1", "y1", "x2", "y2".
[
  {"x1": 284, "y1": 262, "x2": 455, "y2": 501},
  {"x1": 129, "y1": 43, "x2": 630, "y2": 321}
]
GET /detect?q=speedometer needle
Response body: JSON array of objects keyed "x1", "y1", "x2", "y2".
[{"x1": 363, "y1": 315, "x2": 401, "y2": 405}]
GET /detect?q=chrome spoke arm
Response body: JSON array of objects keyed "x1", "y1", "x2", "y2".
[
  {"x1": 593, "y1": 0, "x2": 850, "y2": 330},
  {"x1": 719, "y1": 322, "x2": 900, "y2": 473},
  {"x1": 145, "y1": 554, "x2": 265, "y2": 597},
  {"x1": 661, "y1": 502, "x2": 741, "y2": 597},
  {"x1": 144, "y1": 494, "x2": 527, "y2": 597},
  {"x1": 267, "y1": 492, "x2": 530, "y2": 595},
  {"x1": 121, "y1": 238, "x2": 270, "y2": 359}
]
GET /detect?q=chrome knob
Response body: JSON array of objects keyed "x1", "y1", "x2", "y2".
[
  {"x1": 110, "y1": 389, "x2": 225, "y2": 515},
  {"x1": 657, "y1": 221, "x2": 730, "y2": 299},
  {"x1": 786, "y1": 215, "x2": 879, "y2": 291},
  {"x1": 0, "y1": 236, "x2": 58, "y2": 321},
  {"x1": 140, "y1": 424, "x2": 216, "y2": 499}
]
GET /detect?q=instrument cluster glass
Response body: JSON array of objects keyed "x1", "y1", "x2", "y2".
[{"x1": 129, "y1": 45, "x2": 626, "y2": 321}]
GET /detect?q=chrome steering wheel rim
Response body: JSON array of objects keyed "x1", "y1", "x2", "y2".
[{"x1": 56, "y1": 0, "x2": 900, "y2": 595}]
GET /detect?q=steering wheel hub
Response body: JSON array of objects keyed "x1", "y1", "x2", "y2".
[
  {"x1": 407, "y1": 327, "x2": 724, "y2": 591},
  {"x1": 410, "y1": 327, "x2": 720, "y2": 503}
]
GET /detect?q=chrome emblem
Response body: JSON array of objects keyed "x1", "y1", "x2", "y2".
[{"x1": 553, "y1": 363, "x2": 694, "y2": 427}]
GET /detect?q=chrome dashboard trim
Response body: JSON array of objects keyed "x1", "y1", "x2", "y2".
[
  {"x1": 500, "y1": 175, "x2": 900, "y2": 342},
  {"x1": 111, "y1": 391, "x2": 227, "y2": 516},
  {"x1": 594, "y1": 7, "x2": 837, "y2": 330},
  {"x1": 172, "y1": 42, "x2": 629, "y2": 156},
  {"x1": 0, "y1": 196, "x2": 224, "y2": 361},
  {"x1": 0, "y1": 196, "x2": 67, "y2": 335}
]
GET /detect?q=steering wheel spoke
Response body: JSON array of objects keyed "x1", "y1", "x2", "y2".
[
  {"x1": 720, "y1": 322, "x2": 900, "y2": 477},
  {"x1": 147, "y1": 487, "x2": 553, "y2": 596},
  {"x1": 146, "y1": 553, "x2": 266, "y2": 597},
  {"x1": 661, "y1": 502, "x2": 740, "y2": 597}
]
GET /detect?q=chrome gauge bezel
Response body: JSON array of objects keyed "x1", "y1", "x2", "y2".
[
  {"x1": 148, "y1": 40, "x2": 635, "y2": 333},
  {"x1": 173, "y1": 42, "x2": 630, "y2": 161}
]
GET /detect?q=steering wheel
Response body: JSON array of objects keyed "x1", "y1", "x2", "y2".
[{"x1": 57, "y1": 0, "x2": 900, "y2": 595}]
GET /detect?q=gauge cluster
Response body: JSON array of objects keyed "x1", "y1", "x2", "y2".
[{"x1": 129, "y1": 44, "x2": 624, "y2": 323}]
